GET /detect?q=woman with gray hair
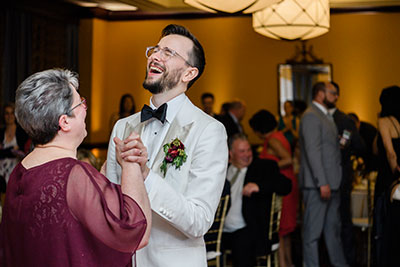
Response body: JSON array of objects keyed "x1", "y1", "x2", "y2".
[{"x1": 0, "y1": 68, "x2": 151, "y2": 266}]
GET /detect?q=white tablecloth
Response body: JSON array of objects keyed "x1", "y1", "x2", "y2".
[{"x1": 351, "y1": 188, "x2": 369, "y2": 218}]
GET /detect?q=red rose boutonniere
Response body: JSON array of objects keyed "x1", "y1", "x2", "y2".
[{"x1": 160, "y1": 138, "x2": 187, "y2": 177}]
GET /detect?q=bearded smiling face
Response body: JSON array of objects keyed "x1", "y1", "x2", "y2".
[
  {"x1": 143, "y1": 62, "x2": 185, "y2": 94},
  {"x1": 142, "y1": 34, "x2": 194, "y2": 95}
]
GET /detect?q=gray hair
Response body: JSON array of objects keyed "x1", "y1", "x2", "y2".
[
  {"x1": 229, "y1": 100, "x2": 245, "y2": 111},
  {"x1": 228, "y1": 133, "x2": 248, "y2": 151},
  {"x1": 15, "y1": 68, "x2": 79, "y2": 145}
]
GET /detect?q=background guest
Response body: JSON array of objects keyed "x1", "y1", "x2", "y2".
[
  {"x1": 348, "y1": 112, "x2": 379, "y2": 171},
  {"x1": 329, "y1": 82, "x2": 365, "y2": 266},
  {"x1": 218, "y1": 99, "x2": 246, "y2": 139},
  {"x1": 201, "y1": 92, "x2": 219, "y2": 118},
  {"x1": 373, "y1": 85, "x2": 400, "y2": 267},
  {"x1": 299, "y1": 82, "x2": 347, "y2": 267},
  {"x1": 219, "y1": 102, "x2": 232, "y2": 117},
  {"x1": 278, "y1": 100, "x2": 299, "y2": 151},
  {"x1": 0, "y1": 69, "x2": 151, "y2": 266},
  {"x1": 222, "y1": 134, "x2": 291, "y2": 267},
  {"x1": 77, "y1": 148, "x2": 100, "y2": 170},
  {"x1": 109, "y1": 93, "x2": 136, "y2": 132},
  {"x1": 249, "y1": 109, "x2": 298, "y2": 267},
  {"x1": 0, "y1": 103, "x2": 29, "y2": 203},
  {"x1": 293, "y1": 100, "x2": 308, "y2": 117}
]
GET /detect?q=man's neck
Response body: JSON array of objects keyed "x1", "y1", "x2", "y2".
[{"x1": 152, "y1": 86, "x2": 186, "y2": 107}]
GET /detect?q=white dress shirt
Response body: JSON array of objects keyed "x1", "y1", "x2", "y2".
[{"x1": 223, "y1": 165, "x2": 247, "y2": 233}]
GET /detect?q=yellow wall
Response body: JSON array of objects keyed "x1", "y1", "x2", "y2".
[{"x1": 83, "y1": 12, "x2": 400, "y2": 144}]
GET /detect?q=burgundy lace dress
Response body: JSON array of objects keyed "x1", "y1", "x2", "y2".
[{"x1": 0, "y1": 158, "x2": 147, "y2": 267}]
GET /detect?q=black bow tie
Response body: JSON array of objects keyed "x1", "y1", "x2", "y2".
[{"x1": 140, "y1": 103, "x2": 167, "y2": 123}]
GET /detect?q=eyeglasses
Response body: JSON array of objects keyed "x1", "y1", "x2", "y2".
[
  {"x1": 325, "y1": 89, "x2": 338, "y2": 96},
  {"x1": 68, "y1": 97, "x2": 87, "y2": 114},
  {"x1": 145, "y1": 46, "x2": 193, "y2": 67}
]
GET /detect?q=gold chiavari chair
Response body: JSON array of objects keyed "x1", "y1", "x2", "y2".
[
  {"x1": 205, "y1": 195, "x2": 230, "y2": 267},
  {"x1": 255, "y1": 193, "x2": 282, "y2": 267}
]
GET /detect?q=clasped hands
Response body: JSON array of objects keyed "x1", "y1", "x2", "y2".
[{"x1": 114, "y1": 132, "x2": 150, "y2": 180}]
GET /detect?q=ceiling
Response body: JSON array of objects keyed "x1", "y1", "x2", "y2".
[
  {"x1": 9, "y1": 0, "x2": 400, "y2": 21},
  {"x1": 66, "y1": 0, "x2": 400, "y2": 13}
]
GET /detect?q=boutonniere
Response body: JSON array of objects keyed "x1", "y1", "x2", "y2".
[{"x1": 160, "y1": 138, "x2": 187, "y2": 177}]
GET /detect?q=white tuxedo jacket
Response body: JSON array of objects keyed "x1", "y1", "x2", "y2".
[{"x1": 106, "y1": 97, "x2": 228, "y2": 267}]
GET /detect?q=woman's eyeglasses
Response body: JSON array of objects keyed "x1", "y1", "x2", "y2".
[{"x1": 68, "y1": 97, "x2": 87, "y2": 114}]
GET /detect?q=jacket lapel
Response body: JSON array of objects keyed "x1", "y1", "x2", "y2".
[
  {"x1": 311, "y1": 104, "x2": 337, "y2": 135},
  {"x1": 151, "y1": 116, "x2": 194, "y2": 177},
  {"x1": 122, "y1": 100, "x2": 195, "y2": 178},
  {"x1": 123, "y1": 115, "x2": 146, "y2": 139}
]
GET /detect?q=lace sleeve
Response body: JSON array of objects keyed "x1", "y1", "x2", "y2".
[{"x1": 66, "y1": 162, "x2": 147, "y2": 253}]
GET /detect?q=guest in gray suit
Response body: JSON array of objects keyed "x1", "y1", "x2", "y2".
[{"x1": 299, "y1": 81, "x2": 348, "y2": 267}]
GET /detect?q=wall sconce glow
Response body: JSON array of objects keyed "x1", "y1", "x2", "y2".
[
  {"x1": 184, "y1": 0, "x2": 281, "y2": 13},
  {"x1": 252, "y1": 0, "x2": 330, "y2": 41}
]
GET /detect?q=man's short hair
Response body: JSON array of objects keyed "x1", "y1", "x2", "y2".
[
  {"x1": 201, "y1": 92, "x2": 214, "y2": 102},
  {"x1": 311, "y1": 81, "x2": 327, "y2": 99},
  {"x1": 229, "y1": 100, "x2": 244, "y2": 111},
  {"x1": 331, "y1": 81, "x2": 340, "y2": 96},
  {"x1": 161, "y1": 24, "x2": 205, "y2": 89}
]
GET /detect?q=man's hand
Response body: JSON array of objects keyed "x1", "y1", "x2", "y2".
[
  {"x1": 115, "y1": 132, "x2": 150, "y2": 180},
  {"x1": 320, "y1": 184, "x2": 331, "y2": 200},
  {"x1": 242, "y1": 182, "x2": 260, "y2": 197}
]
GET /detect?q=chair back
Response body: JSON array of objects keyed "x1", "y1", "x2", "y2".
[
  {"x1": 269, "y1": 193, "x2": 282, "y2": 250},
  {"x1": 204, "y1": 194, "x2": 230, "y2": 267},
  {"x1": 255, "y1": 193, "x2": 282, "y2": 267}
]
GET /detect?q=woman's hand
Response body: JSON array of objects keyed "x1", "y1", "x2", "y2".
[{"x1": 114, "y1": 132, "x2": 150, "y2": 180}]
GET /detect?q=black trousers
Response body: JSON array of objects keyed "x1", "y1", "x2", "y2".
[
  {"x1": 222, "y1": 227, "x2": 256, "y2": 267},
  {"x1": 339, "y1": 185, "x2": 355, "y2": 266}
]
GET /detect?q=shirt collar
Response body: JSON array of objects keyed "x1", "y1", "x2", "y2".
[
  {"x1": 313, "y1": 101, "x2": 329, "y2": 115},
  {"x1": 229, "y1": 112, "x2": 239, "y2": 124},
  {"x1": 149, "y1": 93, "x2": 187, "y2": 124},
  {"x1": 228, "y1": 164, "x2": 248, "y2": 174},
  {"x1": 328, "y1": 107, "x2": 337, "y2": 116}
]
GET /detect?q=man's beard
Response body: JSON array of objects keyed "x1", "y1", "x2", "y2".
[
  {"x1": 143, "y1": 67, "x2": 183, "y2": 94},
  {"x1": 323, "y1": 97, "x2": 336, "y2": 109}
]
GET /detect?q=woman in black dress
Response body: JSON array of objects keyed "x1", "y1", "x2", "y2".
[{"x1": 373, "y1": 85, "x2": 400, "y2": 266}]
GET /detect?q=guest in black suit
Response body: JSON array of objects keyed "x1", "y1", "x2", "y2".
[
  {"x1": 348, "y1": 112, "x2": 379, "y2": 171},
  {"x1": 218, "y1": 100, "x2": 246, "y2": 139},
  {"x1": 222, "y1": 134, "x2": 291, "y2": 267},
  {"x1": 330, "y1": 82, "x2": 366, "y2": 266}
]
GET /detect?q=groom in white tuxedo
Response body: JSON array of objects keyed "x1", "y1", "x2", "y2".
[{"x1": 106, "y1": 24, "x2": 228, "y2": 267}]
